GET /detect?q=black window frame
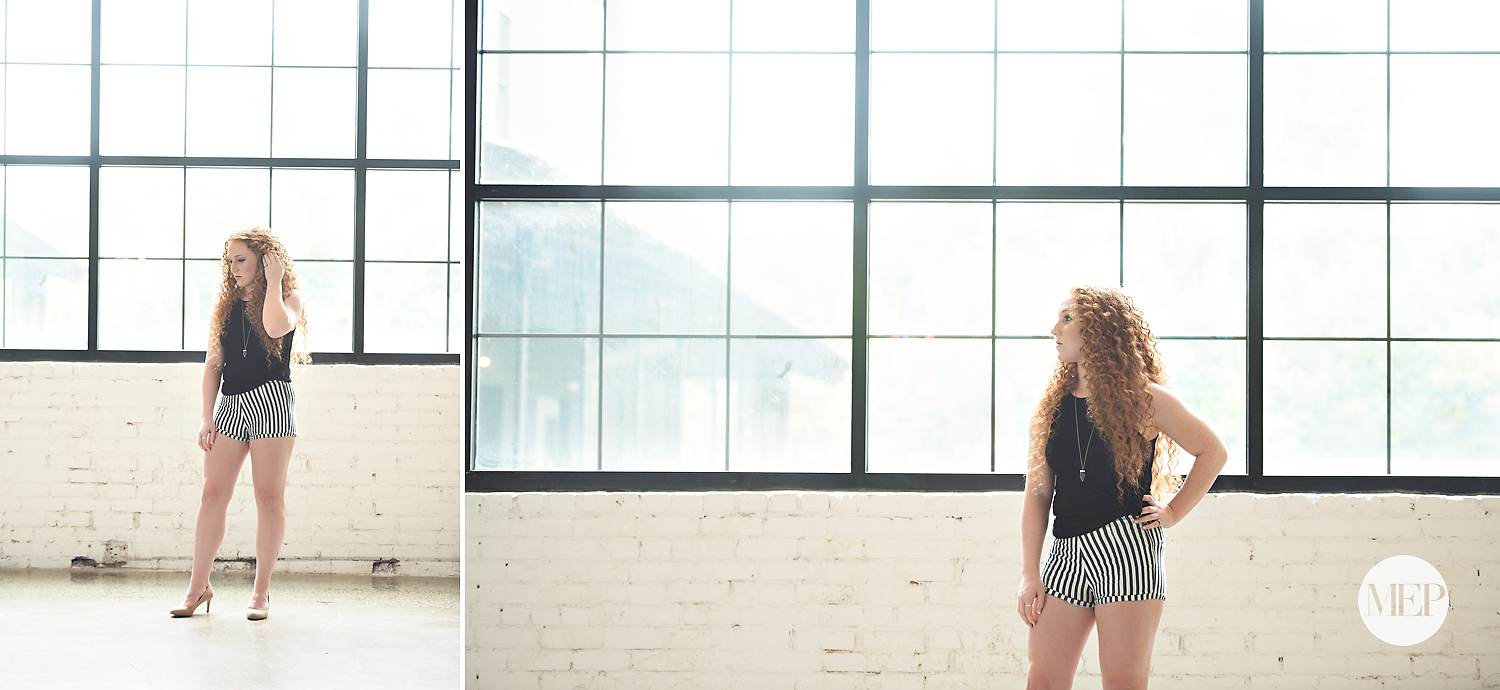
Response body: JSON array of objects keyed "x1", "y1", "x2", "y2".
[
  {"x1": 464, "y1": 0, "x2": 1500, "y2": 494},
  {"x1": 0, "y1": 0, "x2": 462, "y2": 366}
]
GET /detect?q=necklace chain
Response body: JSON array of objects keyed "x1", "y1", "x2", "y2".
[
  {"x1": 1072, "y1": 395, "x2": 1093, "y2": 482},
  {"x1": 240, "y1": 302, "x2": 249, "y2": 358}
]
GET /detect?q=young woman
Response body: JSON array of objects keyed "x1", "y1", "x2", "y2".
[
  {"x1": 172, "y1": 227, "x2": 307, "y2": 620},
  {"x1": 1017, "y1": 285, "x2": 1226, "y2": 689}
]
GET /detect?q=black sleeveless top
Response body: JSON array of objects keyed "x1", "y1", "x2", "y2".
[
  {"x1": 1046, "y1": 394, "x2": 1156, "y2": 539},
  {"x1": 220, "y1": 299, "x2": 293, "y2": 395}
]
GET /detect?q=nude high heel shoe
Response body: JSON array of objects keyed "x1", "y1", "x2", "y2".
[
  {"x1": 247, "y1": 592, "x2": 270, "y2": 620},
  {"x1": 170, "y1": 583, "x2": 214, "y2": 617}
]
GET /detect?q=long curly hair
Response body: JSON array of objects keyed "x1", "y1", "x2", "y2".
[
  {"x1": 1026, "y1": 286, "x2": 1181, "y2": 504},
  {"x1": 207, "y1": 227, "x2": 310, "y2": 366}
]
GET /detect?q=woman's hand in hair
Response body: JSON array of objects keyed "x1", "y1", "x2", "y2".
[
  {"x1": 262, "y1": 252, "x2": 285, "y2": 285},
  {"x1": 1136, "y1": 494, "x2": 1177, "y2": 530}
]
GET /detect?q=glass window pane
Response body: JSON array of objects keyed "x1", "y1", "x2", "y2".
[
  {"x1": 370, "y1": 0, "x2": 452, "y2": 68},
  {"x1": 3, "y1": 258, "x2": 88, "y2": 349},
  {"x1": 1123, "y1": 203, "x2": 1245, "y2": 337},
  {"x1": 450, "y1": 170, "x2": 464, "y2": 263},
  {"x1": 481, "y1": 0, "x2": 603, "y2": 51},
  {"x1": 449, "y1": 263, "x2": 462, "y2": 353},
  {"x1": 996, "y1": 54, "x2": 1121, "y2": 186},
  {"x1": 366, "y1": 262, "x2": 448, "y2": 353},
  {"x1": 729, "y1": 338, "x2": 851, "y2": 472},
  {"x1": 293, "y1": 260, "x2": 352, "y2": 352},
  {"x1": 100, "y1": 259, "x2": 184, "y2": 350},
  {"x1": 479, "y1": 54, "x2": 603, "y2": 185},
  {"x1": 870, "y1": 0, "x2": 993, "y2": 51},
  {"x1": 477, "y1": 201, "x2": 601, "y2": 334},
  {"x1": 186, "y1": 67, "x2": 271, "y2": 157},
  {"x1": 1391, "y1": 204, "x2": 1500, "y2": 338},
  {"x1": 6, "y1": 0, "x2": 91, "y2": 63},
  {"x1": 1264, "y1": 341, "x2": 1386, "y2": 476},
  {"x1": 1125, "y1": 0, "x2": 1247, "y2": 51},
  {"x1": 869, "y1": 202, "x2": 992, "y2": 336},
  {"x1": 994, "y1": 339, "x2": 1063, "y2": 474},
  {"x1": 997, "y1": 0, "x2": 1121, "y2": 51},
  {"x1": 187, "y1": 0, "x2": 272, "y2": 65},
  {"x1": 869, "y1": 54, "x2": 993, "y2": 186},
  {"x1": 366, "y1": 170, "x2": 449, "y2": 262},
  {"x1": 185, "y1": 167, "x2": 270, "y2": 259},
  {"x1": 730, "y1": 54, "x2": 853, "y2": 186},
  {"x1": 730, "y1": 202, "x2": 852, "y2": 336},
  {"x1": 734, "y1": 0, "x2": 852, "y2": 52},
  {"x1": 605, "y1": 0, "x2": 728, "y2": 51},
  {"x1": 1391, "y1": 0, "x2": 1500, "y2": 51},
  {"x1": 6, "y1": 166, "x2": 90, "y2": 258},
  {"x1": 602, "y1": 337, "x2": 726, "y2": 470},
  {"x1": 367, "y1": 68, "x2": 452, "y2": 160},
  {"x1": 1393, "y1": 342, "x2": 1500, "y2": 477},
  {"x1": 270, "y1": 168, "x2": 354, "y2": 260},
  {"x1": 1265, "y1": 55, "x2": 1386, "y2": 187},
  {"x1": 6, "y1": 65, "x2": 92, "y2": 155},
  {"x1": 101, "y1": 0, "x2": 185, "y2": 64},
  {"x1": 100, "y1": 66, "x2": 187, "y2": 156},
  {"x1": 1264, "y1": 203, "x2": 1386, "y2": 338},
  {"x1": 1391, "y1": 55, "x2": 1500, "y2": 187},
  {"x1": 1265, "y1": 0, "x2": 1386, "y2": 52},
  {"x1": 995, "y1": 203, "x2": 1119, "y2": 335},
  {"x1": 604, "y1": 54, "x2": 728, "y2": 185},
  {"x1": 868, "y1": 338, "x2": 992, "y2": 473},
  {"x1": 100, "y1": 167, "x2": 185, "y2": 260},
  {"x1": 184, "y1": 259, "x2": 222, "y2": 350},
  {"x1": 271, "y1": 67, "x2": 356, "y2": 158},
  {"x1": 603, "y1": 201, "x2": 727, "y2": 335},
  {"x1": 1124, "y1": 55, "x2": 1246, "y2": 186},
  {"x1": 473, "y1": 336, "x2": 600, "y2": 470},
  {"x1": 1157, "y1": 339, "x2": 1246, "y2": 476},
  {"x1": 273, "y1": 0, "x2": 357, "y2": 66}
]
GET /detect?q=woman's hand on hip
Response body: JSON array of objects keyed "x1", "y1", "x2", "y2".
[
  {"x1": 197, "y1": 418, "x2": 217, "y2": 451},
  {"x1": 1136, "y1": 494, "x2": 1178, "y2": 530},
  {"x1": 1017, "y1": 573, "x2": 1047, "y2": 627}
]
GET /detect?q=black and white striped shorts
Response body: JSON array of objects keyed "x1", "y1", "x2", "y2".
[
  {"x1": 1041, "y1": 513, "x2": 1166, "y2": 608},
  {"x1": 213, "y1": 380, "x2": 297, "y2": 442}
]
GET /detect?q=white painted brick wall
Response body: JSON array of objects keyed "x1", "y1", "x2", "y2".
[
  {"x1": 465, "y1": 492, "x2": 1500, "y2": 689},
  {"x1": 0, "y1": 362, "x2": 460, "y2": 576}
]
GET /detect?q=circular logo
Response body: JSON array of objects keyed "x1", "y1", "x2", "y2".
[{"x1": 1357, "y1": 555, "x2": 1449, "y2": 646}]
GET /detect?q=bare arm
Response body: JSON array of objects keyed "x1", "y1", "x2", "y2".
[
  {"x1": 1017, "y1": 441, "x2": 1054, "y2": 626},
  {"x1": 198, "y1": 342, "x2": 223, "y2": 451},
  {"x1": 1145, "y1": 382, "x2": 1227, "y2": 525},
  {"x1": 260, "y1": 253, "x2": 303, "y2": 338}
]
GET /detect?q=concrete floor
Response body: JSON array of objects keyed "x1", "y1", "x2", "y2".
[{"x1": 0, "y1": 568, "x2": 459, "y2": 690}]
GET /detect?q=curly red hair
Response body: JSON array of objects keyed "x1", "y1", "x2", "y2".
[
  {"x1": 207, "y1": 227, "x2": 310, "y2": 366},
  {"x1": 1026, "y1": 286, "x2": 1182, "y2": 503}
]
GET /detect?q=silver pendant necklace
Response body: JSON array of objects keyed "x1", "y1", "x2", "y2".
[
  {"x1": 1072, "y1": 395, "x2": 1093, "y2": 482},
  {"x1": 240, "y1": 302, "x2": 249, "y2": 358}
]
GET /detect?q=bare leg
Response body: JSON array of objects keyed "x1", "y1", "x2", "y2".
[
  {"x1": 184, "y1": 437, "x2": 250, "y2": 607},
  {"x1": 1026, "y1": 594, "x2": 1096, "y2": 690},
  {"x1": 248, "y1": 435, "x2": 295, "y2": 608},
  {"x1": 1095, "y1": 598, "x2": 1165, "y2": 690}
]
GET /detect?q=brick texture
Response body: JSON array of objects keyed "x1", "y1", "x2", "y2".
[
  {"x1": 0, "y1": 362, "x2": 459, "y2": 576},
  {"x1": 466, "y1": 492, "x2": 1500, "y2": 689}
]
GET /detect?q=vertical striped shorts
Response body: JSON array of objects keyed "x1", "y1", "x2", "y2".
[
  {"x1": 1041, "y1": 514, "x2": 1166, "y2": 608},
  {"x1": 213, "y1": 380, "x2": 298, "y2": 442}
]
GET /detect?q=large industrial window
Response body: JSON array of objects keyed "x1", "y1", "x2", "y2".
[
  {"x1": 0, "y1": 0, "x2": 462, "y2": 362},
  {"x1": 467, "y1": 0, "x2": 1500, "y2": 492}
]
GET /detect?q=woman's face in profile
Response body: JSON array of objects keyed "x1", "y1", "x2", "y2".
[
  {"x1": 1051, "y1": 299, "x2": 1084, "y2": 363},
  {"x1": 228, "y1": 240, "x2": 260, "y2": 289}
]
